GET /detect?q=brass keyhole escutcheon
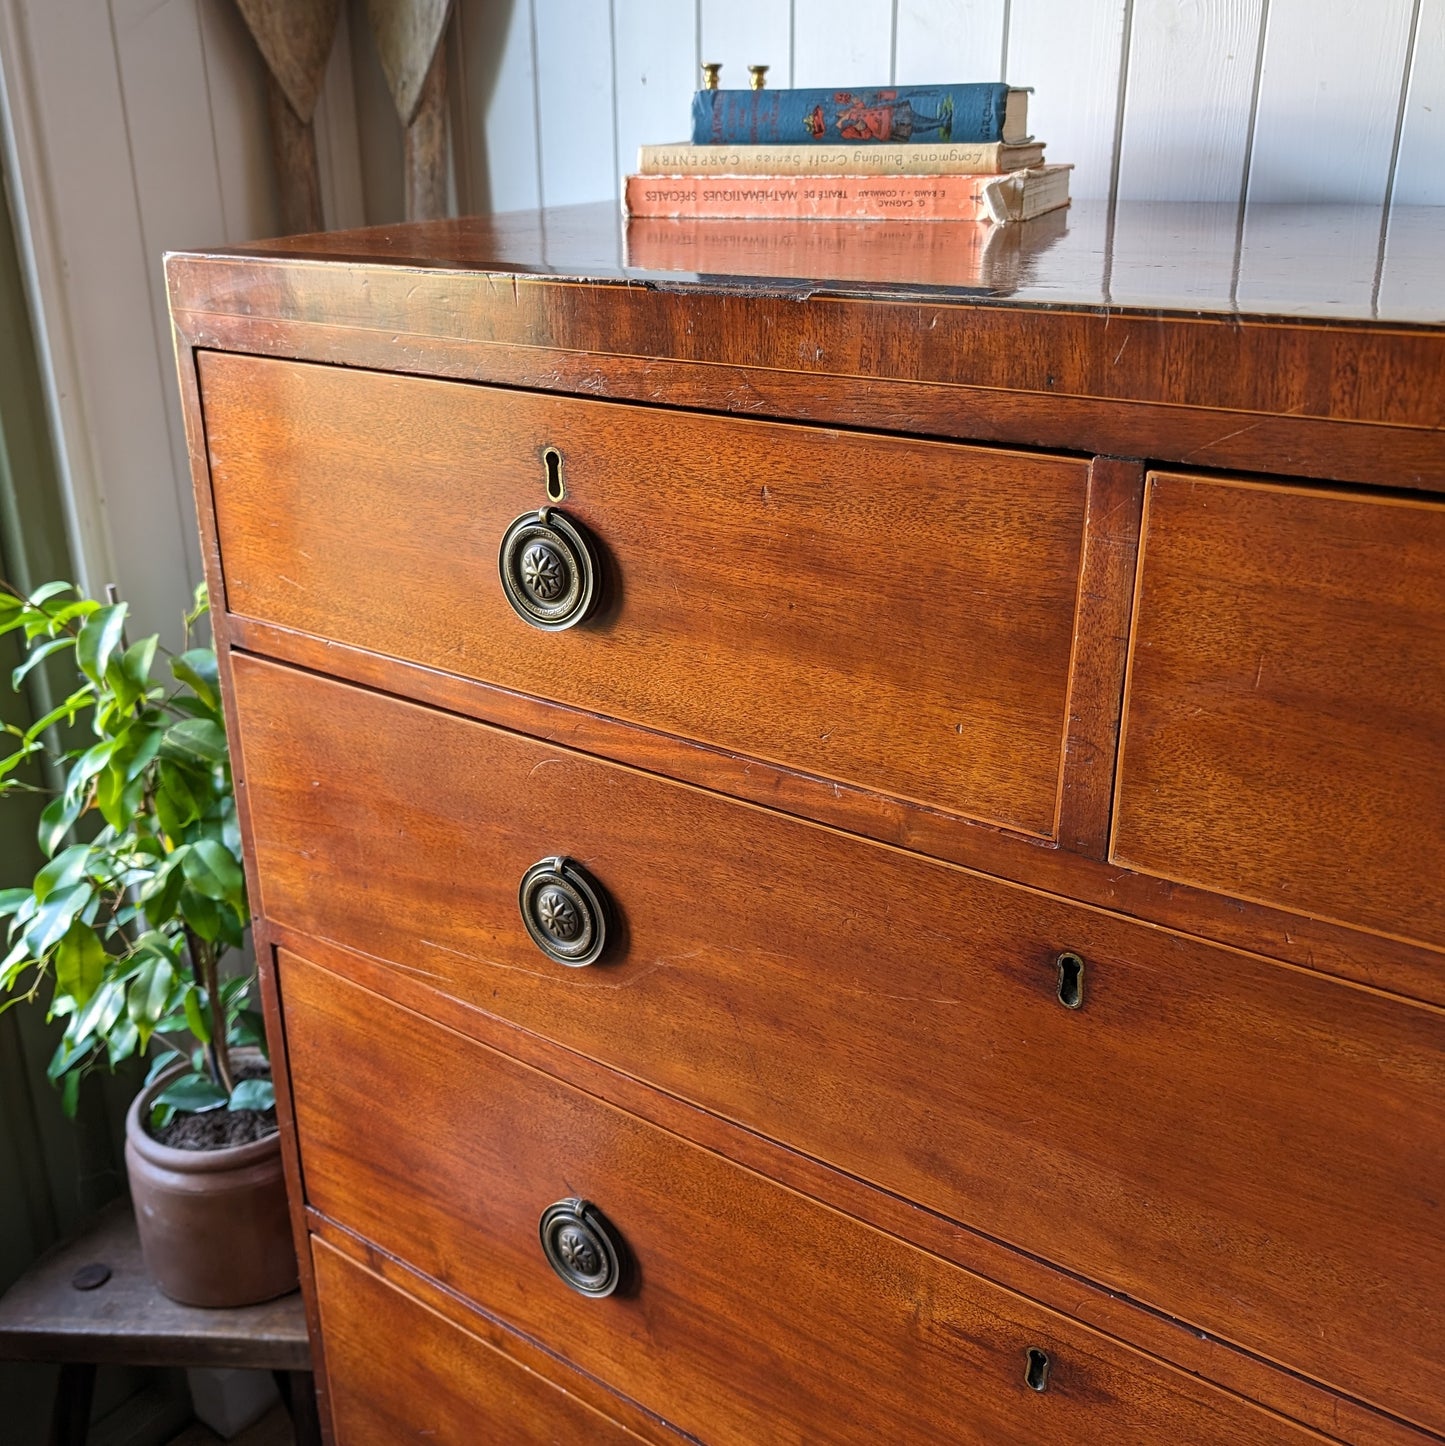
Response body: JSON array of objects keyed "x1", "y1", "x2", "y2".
[
  {"x1": 1025, "y1": 1347, "x2": 1051, "y2": 1392},
  {"x1": 543, "y1": 446, "x2": 566, "y2": 501},
  {"x1": 1055, "y1": 952, "x2": 1085, "y2": 1010}
]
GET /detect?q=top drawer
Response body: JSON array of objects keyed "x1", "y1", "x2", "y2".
[
  {"x1": 198, "y1": 351, "x2": 1089, "y2": 839},
  {"x1": 1114, "y1": 472, "x2": 1445, "y2": 950}
]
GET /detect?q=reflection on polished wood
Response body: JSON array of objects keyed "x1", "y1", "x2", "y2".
[{"x1": 218, "y1": 198, "x2": 1445, "y2": 320}]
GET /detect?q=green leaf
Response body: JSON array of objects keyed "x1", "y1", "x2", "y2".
[
  {"x1": 12, "y1": 635, "x2": 74, "y2": 690},
  {"x1": 38, "y1": 791, "x2": 85, "y2": 856},
  {"x1": 228, "y1": 1077, "x2": 274, "y2": 1112},
  {"x1": 179, "y1": 887, "x2": 220, "y2": 942},
  {"x1": 160, "y1": 717, "x2": 228, "y2": 768},
  {"x1": 144, "y1": 1048, "x2": 183, "y2": 1085},
  {"x1": 23, "y1": 882, "x2": 93, "y2": 959},
  {"x1": 0, "y1": 740, "x2": 41, "y2": 782},
  {"x1": 33, "y1": 844, "x2": 90, "y2": 904},
  {"x1": 138, "y1": 854, "x2": 186, "y2": 928},
  {"x1": 52, "y1": 920, "x2": 108, "y2": 1007},
  {"x1": 95, "y1": 762, "x2": 144, "y2": 833},
  {"x1": 0, "y1": 888, "x2": 32, "y2": 919},
  {"x1": 60, "y1": 1072, "x2": 81, "y2": 1118},
  {"x1": 68, "y1": 974, "x2": 125, "y2": 1043},
  {"x1": 229, "y1": 1007, "x2": 267, "y2": 1052},
  {"x1": 23, "y1": 684, "x2": 95, "y2": 745},
  {"x1": 66, "y1": 737, "x2": 119, "y2": 798},
  {"x1": 121, "y1": 634, "x2": 159, "y2": 691},
  {"x1": 170, "y1": 649, "x2": 220, "y2": 711},
  {"x1": 182, "y1": 983, "x2": 211, "y2": 1044},
  {"x1": 121, "y1": 725, "x2": 164, "y2": 783},
  {"x1": 127, "y1": 955, "x2": 175, "y2": 1046},
  {"x1": 155, "y1": 762, "x2": 200, "y2": 837},
  {"x1": 154, "y1": 1072, "x2": 227, "y2": 1115},
  {"x1": 75, "y1": 604, "x2": 127, "y2": 684},
  {"x1": 106, "y1": 1016, "x2": 139, "y2": 1068},
  {"x1": 181, "y1": 838, "x2": 244, "y2": 904},
  {"x1": 27, "y1": 581, "x2": 73, "y2": 608}
]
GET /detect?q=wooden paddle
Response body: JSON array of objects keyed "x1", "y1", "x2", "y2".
[
  {"x1": 235, "y1": 0, "x2": 340, "y2": 235},
  {"x1": 367, "y1": 0, "x2": 454, "y2": 220}
]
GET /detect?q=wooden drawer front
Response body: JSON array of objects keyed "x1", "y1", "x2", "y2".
[
  {"x1": 1115, "y1": 472, "x2": 1445, "y2": 948},
  {"x1": 234, "y1": 654, "x2": 1445, "y2": 1431},
  {"x1": 312, "y1": 1238, "x2": 661, "y2": 1444},
  {"x1": 284, "y1": 952, "x2": 1324, "y2": 1446},
  {"x1": 200, "y1": 350, "x2": 1089, "y2": 839}
]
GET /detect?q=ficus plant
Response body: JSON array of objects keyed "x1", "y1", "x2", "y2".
[{"x1": 0, "y1": 578, "x2": 270, "y2": 1130}]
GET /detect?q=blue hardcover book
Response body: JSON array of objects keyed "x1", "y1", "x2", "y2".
[{"x1": 690, "y1": 83, "x2": 1028, "y2": 146}]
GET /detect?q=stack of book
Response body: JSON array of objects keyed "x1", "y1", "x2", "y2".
[{"x1": 622, "y1": 82, "x2": 1070, "y2": 225}]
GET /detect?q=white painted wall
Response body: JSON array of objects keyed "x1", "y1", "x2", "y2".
[{"x1": 0, "y1": 0, "x2": 1440, "y2": 637}]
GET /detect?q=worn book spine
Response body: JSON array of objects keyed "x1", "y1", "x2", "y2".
[
  {"x1": 638, "y1": 140, "x2": 1045, "y2": 177},
  {"x1": 690, "y1": 83, "x2": 1012, "y2": 146},
  {"x1": 623, "y1": 168, "x2": 1070, "y2": 224}
]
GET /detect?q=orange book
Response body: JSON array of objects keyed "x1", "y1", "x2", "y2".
[{"x1": 622, "y1": 166, "x2": 1070, "y2": 223}]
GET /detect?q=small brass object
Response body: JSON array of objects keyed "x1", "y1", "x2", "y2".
[
  {"x1": 748, "y1": 64, "x2": 769, "y2": 90},
  {"x1": 1055, "y1": 951, "x2": 1085, "y2": 1010},
  {"x1": 701, "y1": 62, "x2": 722, "y2": 90},
  {"x1": 1025, "y1": 1347, "x2": 1052, "y2": 1392}
]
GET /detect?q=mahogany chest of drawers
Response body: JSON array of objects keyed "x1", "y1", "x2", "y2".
[{"x1": 168, "y1": 203, "x2": 1445, "y2": 1444}]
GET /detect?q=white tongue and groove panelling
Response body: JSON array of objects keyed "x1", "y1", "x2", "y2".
[{"x1": 465, "y1": 0, "x2": 1438, "y2": 210}]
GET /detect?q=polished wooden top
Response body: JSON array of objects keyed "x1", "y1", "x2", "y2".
[{"x1": 216, "y1": 199, "x2": 1444, "y2": 323}]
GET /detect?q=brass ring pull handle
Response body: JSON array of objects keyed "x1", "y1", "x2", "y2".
[
  {"x1": 518, "y1": 857, "x2": 609, "y2": 967},
  {"x1": 498, "y1": 508, "x2": 599, "y2": 630},
  {"x1": 539, "y1": 1198, "x2": 626, "y2": 1298}
]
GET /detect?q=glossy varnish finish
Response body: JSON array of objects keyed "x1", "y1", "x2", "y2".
[
  {"x1": 311, "y1": 1240, "x2": 661, "y2": 1445},
  {"x1": 283, "y1": 950, "x2": 1330, "y2": 1446},
  {"x1": 1115, "y1": 473, "x2": 1445, "y2": 951},
  {"x1": 168, "y1": 204, "x2": 1445, "y2": 1444},
  {"x1": 231, "y1": 652, "x2": 1445, "y2": 1431},
  {"x1": 200, "y1": 349, "x2": 1090, "y2": 838}
]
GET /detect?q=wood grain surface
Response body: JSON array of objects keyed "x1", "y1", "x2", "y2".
[
  {"x1": 201, "y1": 350, "x2": 1090, "y2": 840},
  {"x1": 282, "y1": 950, "x2": 1333, "y2": 1446},
  {"x1": 232, "y1": 653, "x2": 1445, "y2": 1434},
  {"x1": 1115, "y1": 473, "x2": 1445, "y2": 950},
  {"x1": 165, "y1": 206, "x2": 1445, "y2": 491},
  {"x1": 311, "y1": 1238, "x2": 661, "y2": 1444}
]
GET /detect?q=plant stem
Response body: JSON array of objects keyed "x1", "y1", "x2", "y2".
[{"x1": 185, "y1": 926, "x2": 234, "y2": 1095}]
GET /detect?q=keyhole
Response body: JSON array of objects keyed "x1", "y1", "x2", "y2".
[
  {"x1": 1055, "y1": 952, "x2": 1084, "y2": 1010},
  {"x1": 543, "y1": 447, "x2": 565, "y2": 501},
  {"x1": 1025, "y1": 1347, "x2": 1051, "y2": 1392}
]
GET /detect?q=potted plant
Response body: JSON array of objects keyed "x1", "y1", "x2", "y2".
[{"x1": 0, "y1": 579, "x2": 295, "y2": 1307}]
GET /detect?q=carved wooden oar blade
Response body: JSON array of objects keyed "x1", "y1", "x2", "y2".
[
  {"x1": 235, "y1": 0, "x2": 340, "y2": 123},
  {"x1": 367, "y1": 0, "x2": 453, "y2": 125}
]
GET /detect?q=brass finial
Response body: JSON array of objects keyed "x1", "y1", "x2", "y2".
[
  {"x1": 748, "y1": 64, "x2": 769, "y2": 90},
  {"x1": 701, "y1": 62, "x2": 722, "y2": 90}
]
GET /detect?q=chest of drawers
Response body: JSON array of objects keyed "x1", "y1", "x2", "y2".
[{"x1": 168, "y1": 203, "x2": 1445, "y2": 1444}]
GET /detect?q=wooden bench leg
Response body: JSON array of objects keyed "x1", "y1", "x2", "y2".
[
  {"x1": 274, "y1": 1368, "x2": 322, "y2": 1446},
  {"x1": 47, "y1": 1361, "x2": 96, "y2": 1446}
]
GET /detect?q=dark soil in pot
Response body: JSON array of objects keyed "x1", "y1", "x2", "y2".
[{"x1": 150, "y1": 1062, "x2": 278, "y2": 1149}]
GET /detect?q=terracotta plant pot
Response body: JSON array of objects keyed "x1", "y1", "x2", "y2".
[{"x1": 124, "y1": 1059, "x2": 298, "y2": 1307}]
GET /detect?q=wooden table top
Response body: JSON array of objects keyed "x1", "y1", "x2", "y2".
[
  {"x1": 0, "y1": 1200, "x2": 309, "y2": 1370},
  {"x1": 201, "y1": 198, "x2": 1445, "y2": 323}
]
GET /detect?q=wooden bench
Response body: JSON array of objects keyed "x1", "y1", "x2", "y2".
[{"x1": 0, "y1": 1200, "x2": 318, "y2": 1445}]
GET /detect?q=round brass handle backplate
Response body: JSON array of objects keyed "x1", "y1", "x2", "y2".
[
  {"x1": 498, "y1": 508, "x2": 599, "y2": 630},
  {"x1": 538, "y1": 1198, "x2": 625, "y2": 1297},
  {"x1": 518, "y1": 857, "x2": 609, "y2": 967}
]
